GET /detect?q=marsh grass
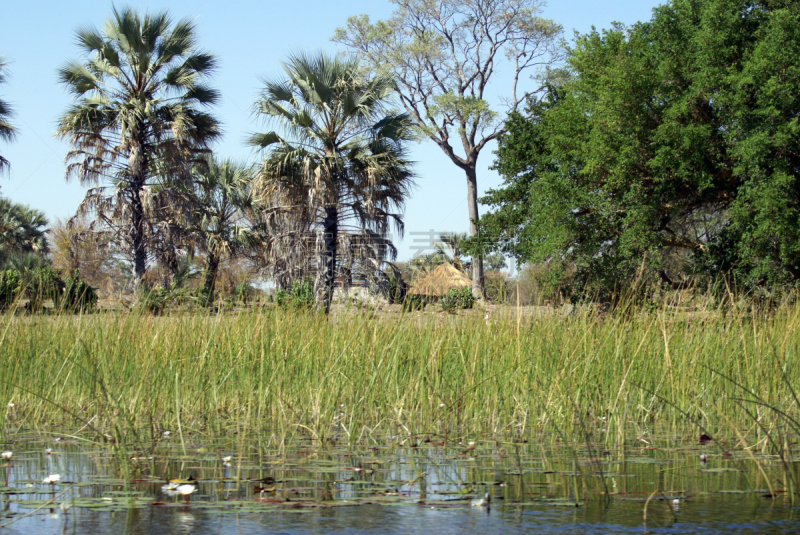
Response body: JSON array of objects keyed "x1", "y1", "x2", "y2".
[{"x1": 0, "y1": 298, "x2": 798, "y2": 461}]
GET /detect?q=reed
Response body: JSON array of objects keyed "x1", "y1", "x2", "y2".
[{"x1": 0, "y1": 299, "x2": 798, "y2": 451}]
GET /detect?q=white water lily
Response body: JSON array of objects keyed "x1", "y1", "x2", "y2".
[
  {"x1": 1, "y1": 451, "x2": 11, "y2": 460},
  {"x1": 222, "y1": 456, "x2": 232, "y2": 467},
  {"x1": 42, "y1": 474, "x2": 61, "y2": 484},
  {"x1": 162, "y1": 482, "x2": 179, "y2": 496}
]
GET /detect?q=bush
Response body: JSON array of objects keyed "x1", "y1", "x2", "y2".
[
  {"x1": 58, "y1": 270, "x2": 98, "y2": 312},
  {"x1": 484, "y1": 272, "x2": 510, "y2": 303},
  {"x1": 387, "y1": 276, "x2": 407, "y2": 305},
  {"x1": 401, "y1": 294, "x2": 426, "y2": 312},
  {"x1": 228, "y1": 283, "x2": 255, "y2": 306},
  {"x1": 0, "y1": 270, "x2": 22, "y2": 311},
  {"x1": 27, "y1": 267, "x2": 66, "y2": 311},
  {"x1": 440, "y1": 287, "x2": 475, "y2": 314},
  {"x1": 276, "y1": 279, "x2": 315, "y2": 309}
]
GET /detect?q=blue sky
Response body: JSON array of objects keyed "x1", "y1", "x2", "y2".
[{"x1": 0, "y1": 0, "x2": 663, "y2": 263}]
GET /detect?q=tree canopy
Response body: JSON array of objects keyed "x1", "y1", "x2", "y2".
[
  {"x1": 56, "y1": 6, "x2": 221, "y2": 289},
  {"x1": 475, "y1": 0, "x2": 800, "y2": 294},
  {"x1": 250, "y1": 53, "x2": 415, "y2": 312},
  {"x1": 334, "y1": 0, "x2": 562, "y2": 297},
  {"x1": 0, "y1": 197, "x2": 48, "y2": 267}
]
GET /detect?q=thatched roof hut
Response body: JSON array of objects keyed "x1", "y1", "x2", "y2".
[{"x1": 408, "y1": 263, "x2": 471, "y2": 297}]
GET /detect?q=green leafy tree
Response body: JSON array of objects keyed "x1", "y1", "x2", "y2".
[
  {"x1": 334, "y1": 0, "x2": 562, "y2": 298},
  {"x1": 56, "y1": 6, "x2": 220, "y2": 289},
  {"x1": 0, "y1": 56, "x2": 16, "y2": 175},
  {"x1": 251, "y1": 53, "x2": 415, "y2": 313},
  {"x1": 476, "y1": 0, "x2": 800, "y2": 293}
]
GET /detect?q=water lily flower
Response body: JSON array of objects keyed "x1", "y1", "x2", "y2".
[
  {"x1": 43, "y1": 474, "x2": 61, "y2": 484},
  {"x1": 162, "y1": 431, "x2": 171, "y2": 440},
  {"x1": 222, "y1": 456, "x2": 232, "y2": 467},
  {"x1": 1, "y1": 451, "x2": 11, "y2": 461},
  {"x1": 162, "y1": 482, "x2": 179, "y2": 496}
]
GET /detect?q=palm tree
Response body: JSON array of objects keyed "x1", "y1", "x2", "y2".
[
  {"x1": 56, "y1": 6, "x2": 220, "y2": 289},
  {"x1": 189, "y1": 155, "x2": 255, "y2": 300},
  {"x1": 250, "y1": 53, "x2": 415, "y2": 313},
  {"x1": 433, "y1": 232, "x2": 470, "y2": 272},
  {"x1": 0, "y1": 56, "x2": 17, "y2": 175},
  {"x1": 0, "y1": 197, "x2": 48, "y2": 266}
]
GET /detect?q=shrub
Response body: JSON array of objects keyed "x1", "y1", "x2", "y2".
[
  {"x1": 27, "y1": 267, "x2": 65, "y2": 311},
  {"x1": 440, "y1": 287, "x2": 475, "y2": 314},
  {"x1": 229, "y1": 283, "x2": 255, "y2": 306},
  {"x1": 484, "y1": 272, "x2": 510, "y2": 303},
  {"x1": 57, "y1": 270, "x2": 98, "y2": 312},
  {"x1": 387, "y1": 276, "x2": 407, "y2": 305},
  {"x1": 276, "y1": 279, "x2": 315, "y2": 309},
  {"x1": 0, "y1": 270, "x2": 22, "y2": 311},
  {"x1": 401, "y1": 294, "x2": 426, "y2": 312}
]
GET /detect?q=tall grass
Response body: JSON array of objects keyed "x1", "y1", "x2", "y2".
[{"x1": 0, "y1": 301, "x2": 798, "y2": 451}]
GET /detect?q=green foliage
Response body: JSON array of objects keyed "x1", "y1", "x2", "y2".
[
  {"x1": 0, "y1": 267, "x2": 97, "y2": 313},
  {"x1": 136, "y1": 287, "x2": 176, "y2": 316},
  {"x1": 401, "y1": 294, "x2": 426, "y2": 312},
  {"x1": 476, "y1": 0, "x2": 800, "y2": 294},
  {"x1": 56, "y1": 7, "x2": 221, "y2": 287},
  {"x1": 58, "y1": 270, "x2": 98, "y2": 312},
  {"x1": 276, "y1": 279, "x2": 315, "y2": 309},
  {"x1": 440, "y1": 287, "x2": 475, "y2": 314},
  {"x1": 0, "y1": 269, "x2": 21, "y2": 310},
  {"x1": 229, "y1": 283, "x2": 255, "y2": 306},
  {"x1": 387, "y1": 276, "x2": 407, "y2": 305},
  {"x1": 26, "y1": 267, "x2": 65, "y2": 311},
  {"x1": 251, "y1": 53, "x2": 415, "y2": 313},
  {"x1": 484, "y1": 273, "x2": 510, "y2": 303},
  {"x1": 0, "y1": 197, "x2": 48, "y2": 264}
]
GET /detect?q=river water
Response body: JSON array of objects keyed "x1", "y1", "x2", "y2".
[{"x1": 1, "y1": 429, "x2": 798, "y2": 534}]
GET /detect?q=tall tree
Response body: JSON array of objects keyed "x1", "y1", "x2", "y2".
[
  {"x1": 334, "y1": 0, "x2": 562, "y2": 297},
  {"x1": 251, "y1": 53, "x2": 415, "y2": 313},
  {"x1": 0, "y1": 56, "x2": 17, "y2": 175},
  {"x1": 478, "y1": 0, "x2": 800, "y2": 292},
  {"x1": 56, "y1": 6, "x2": 220, "y2": 289},
  {"x1": 188, "y1": 155, "x2": 255, "y2": 299}
]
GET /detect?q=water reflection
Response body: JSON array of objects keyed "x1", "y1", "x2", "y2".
[{"x1": 0, "y1": 430, "x2": 798, "y2": 534}]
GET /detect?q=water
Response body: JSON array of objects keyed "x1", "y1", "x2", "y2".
[{"x1": 1, "y1": 429, "x2": 798, "y2": 534}]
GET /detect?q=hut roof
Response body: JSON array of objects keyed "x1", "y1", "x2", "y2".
[{"x1": 408, "y1": 262, "x2": 471, "y2": 297}]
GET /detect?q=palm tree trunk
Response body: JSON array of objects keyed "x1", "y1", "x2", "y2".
[
  {"x1": 203, "y1": 253, "x2": 220, "y2": 304},
  {"x1": 466, "y1": 165, "x2": 484, "y2": 299},
  {"x1": 129, "y1": 136, "x2": 147, "y2": 290},
  {"x1": 130, "y1": 187, "x2": 147, "y2": 290},
  {"x1": 320, "y1": 205, "x2": 338, "y2": 314}
]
